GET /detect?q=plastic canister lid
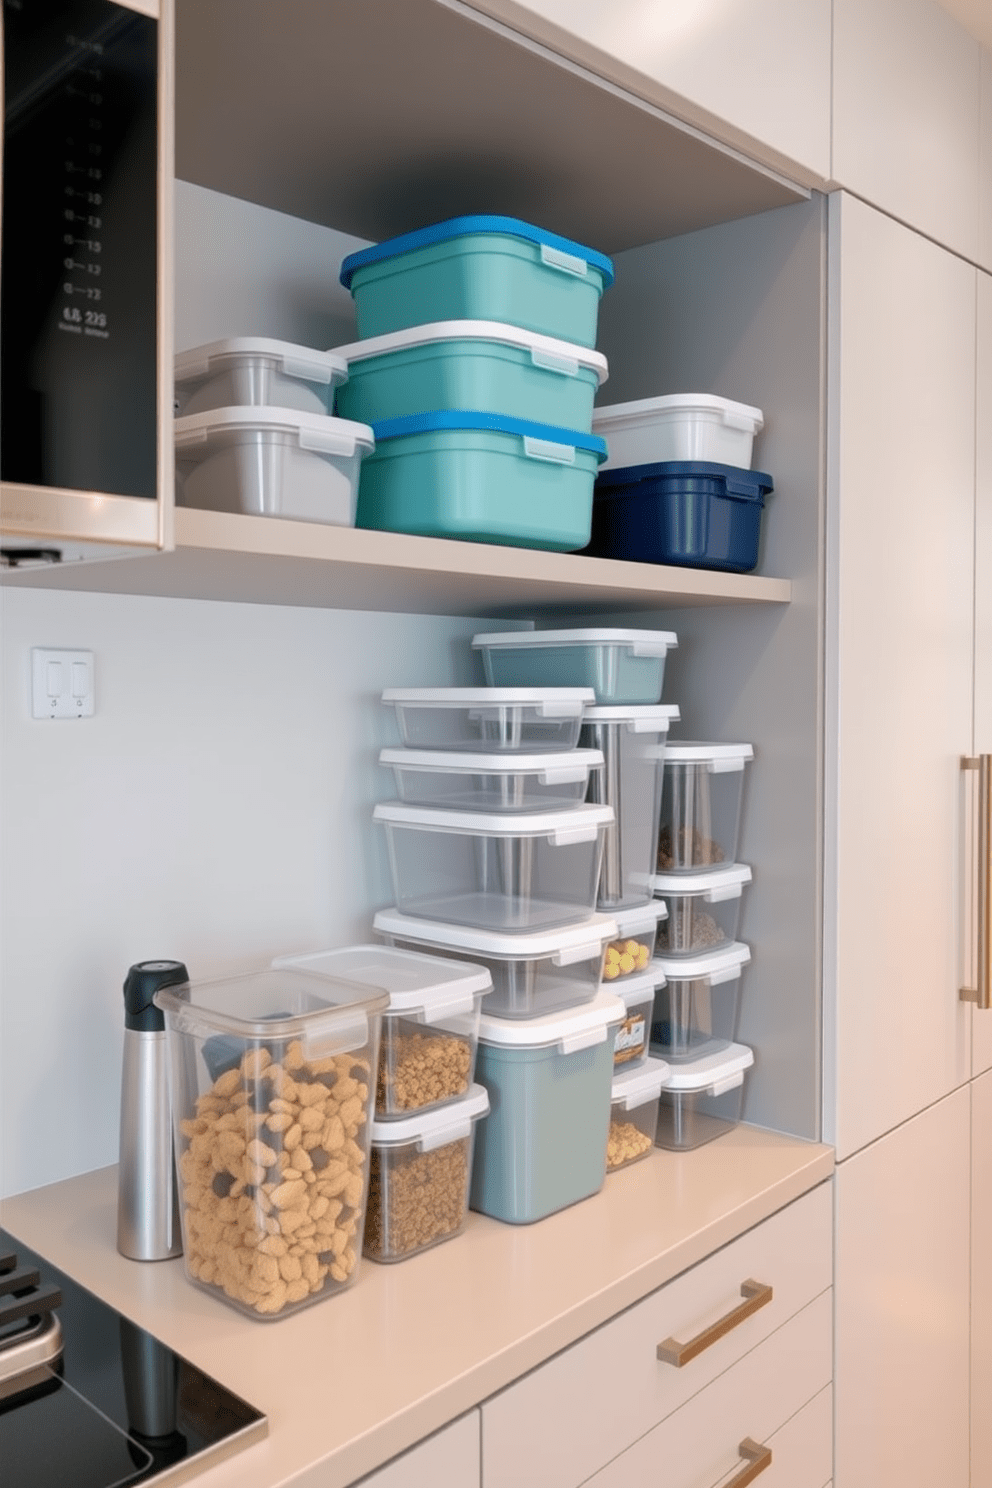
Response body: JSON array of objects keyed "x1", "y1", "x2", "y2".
[
  {"x1": 652, "y1": 864, "x2": 753, "y2": 900},
  {"x1": 372, "y1": 801, "x2": 614, "y2": 838},
  {"x1": 609, "y1": 900, "x2": 669, "y2": 937},
  {"x1": 611, "y1": 1055, "x2": 670, "y2": 1110},
  {"x1": 582, "y1": 703, "x2": 681, "y2": 730},
  {"x1": 661, "y1": 1040, "x2": 753, "y2": 1094},
  {"x1": 378, "y1": 746, "x2": 604, "y2": 776},
  {"x1": 339, "y1": 216, "x2": 615, "y2": 289},
  {"x1": 653, "y1": 941, "x2": 751, "y2": 986},
  {"x1": 663, "y1": 741, "x2": 754, "y2": 772},
  {"x1": 173, "y1": 405, "x2": 375, "y2": 455},
  {"x1": 472, "y1": 627, "x2": 678, "y2": 655},
  {"x1": 594, "y1": 462, "x2": 773, "y2": 498},
  {"x1": 382, "y1": 687, "x2": 594, "y2": 711},
  {"x1": 373, "y1": 907, "x2": 619, "y2": 961},
  {"x1": 477, "y1": 989, "x2": 624, "y2": 1050},
  {"x1": 331, "y1": 321, "x2": 608, "y2": 384},
  {"x1": 370, "y1": 1084, "x2": 490, "y2": 1149},
  {"x1": 612, "y1": 963, "x2": 668, "y2": 1007},
  {"x1": 369, "y1": 410, "x2": 607, "y2": 461},
  {"x1": 591, "y1": 393, "x2": 763, "y2": 432},
  {"x1": 271, "y1": 944, "x2": 491, "y2": 1018},
  {"x1": 174, "y1": 338, "x2": 348, "y2": 388}
]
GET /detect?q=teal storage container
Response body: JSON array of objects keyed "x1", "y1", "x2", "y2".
[
  {"x1": 334, "y1": 321, "x2": 607, "y2": 430},
  {"x1": 357, "y1": 411, "x2": 608, "y2": 551},
  {"x1": 339, "y1": 216, "x2": 614, "y2": 348},
  {"x1": 472, "y1": 627, "x2": 679, "y2": 704}
]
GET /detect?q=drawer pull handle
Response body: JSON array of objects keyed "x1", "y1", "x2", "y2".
[
  {"x1": 656, "y1": 1279, "x2": 773, "y2": 1367},
  {"x1": 725, "y1": 1437, "x2": 772, "y2": 1487},
  {"x1": 960, "y1": 755, "x2": 992, "y2": 1010}
]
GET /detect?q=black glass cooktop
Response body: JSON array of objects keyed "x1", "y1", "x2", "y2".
[{"x1": 0, "y1": 1229, "x2": 266, "y2": 1488}]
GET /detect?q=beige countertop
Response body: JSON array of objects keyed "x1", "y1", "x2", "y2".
[{"x1": 1, "y1": 1127, "x2": 833, "y2": 1488}]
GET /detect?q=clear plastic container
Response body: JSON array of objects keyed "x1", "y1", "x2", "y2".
[
  {"x1": 657, "y1": 742, "x2": 754, "y2": 874},
  {"x1": 364, "y1": 1085, "x2": 489, "y2": 1262},
  {"x1": 382, "y1": 688, "x2": 594, "y2": 753},
  {"x1": 174, "y1": 338, "x2": 348, "y2": 417},
  {"x1": 379, "y1": 746, "x2": 604, "y2": 813},
  {"x1": 153, "y1": 968, "x2": 388, "y2": 1321},
  {"x1": 580, "y1": 705, "x2": 680, "y2": 909},
  {"x1": 373, "y1": 802, "x2": 614, "y2": 934},
  {"x1": 650, "y1": 942, "x2": 750, "y2": 1061},
  {"x1": 654, "y1": 1041, "x2": 754, "y2": 1151},
  {"x1": 374, "y1": 908, "x2": 618, "y2": 1020},
  {"x1": 473, "y1": 628, "x2": 677, "y2": 705},
  {"x1": 607, "y1": 1057, "x2": 670, "y2": 1171},
  {"x1": 652, "y1": 864, "x2": 752, "y2": 956},
  {"x1": 602, "y1": 900, "x2": 668, "y2": 982},
  {"x1": 592, "y1": 393, "x2": 764, "y2": 471},
  {"x1": 612, "y1": 963, "x2": 665, "y2": 1069}
]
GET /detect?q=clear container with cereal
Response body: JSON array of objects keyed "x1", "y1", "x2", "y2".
[
  {"x1": 472, "y1": 628, "x2": 678, "y2": 706},
  {"x1": 650, "y1": 941, "x2": 750, "y2": 1060},
  {"x1": 612, "y1": 962, "x2": 665, "y2": 1069},
  {"x1": 654, "y1": 1041, "x2": 754, "y2": 1151},
  {"x1": 602, "y1": 900, "x2": 668, "y2": 982},
  {"x1": 379, "y1": 746, "x2": 604, "y2": 813},
  {"x1": 607, "y1": 1057, "x2": 670, "y2": 1171},
  {"x1": 657, "y1": 742, "x2": 753, "y2": 873},
  {"x1": 652, "y1": 864, "x2": 752, "y2": 956},
  {"x1": 382, "y1": 687, "x2": 593, "y2": 753},
  {"x1": 153, "y1": 968, "x2": 388, "y2": 1321}
]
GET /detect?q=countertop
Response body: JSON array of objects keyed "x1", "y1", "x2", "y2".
[{"x1": 1, "y1": 1127, "x2": 833, "y2": 1488}]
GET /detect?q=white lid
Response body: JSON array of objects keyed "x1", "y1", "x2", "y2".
[
  {"x1": 663, "y1": 741, "x2": 754, "y2": 772},
  {"x1": 373, "y1": 800, "x2": 614, "y2": 840},
  {"x1": 591, "y1": 392, "x2": 763, "y2": 433},
  {"x1": 652, "y1": 863, "x2": 753, "y2": 900},
  {"x1": 478, "y1": 989, "x2": 624, "y2": 1051},
  {"x1": 653, "y1": 940, "x2": 751, "y2": 985},
  {"x1": 661, "y1": 1040, "x2": 754, "y2": 1094},
  {"x1": 174, "y1": 405, "x2": 374, "y2": 456},
  {"x1": 332, "y1": 321, "x2": 608, "y2": 385},
  {"x1": 370, "y1": 1084, "x2": 490, "y2": 1149},
  {"x1": 374, "y1": 907, "x2": 619, "y2": 962},
  {"x1": 174, "y1": 337, "x2": 349, "y2": 387},
  {"x1": 472, "y1": 628, "x2": 677, "y2": 656},
  {"x1": 271, "y1": 944, "x2": 491, "y2": 1018},
  {"x1": 379, "y1": 746, "x2": 604, "y2": 777},
  {"x1": 612, "y1": 963, "x2": 668, "y2": 1005},
  {"x1": 382, "y1": 687, "x2": 594, "y2": 714},
  {"x1": 610, "y1": 900, "x2": 669, "y2": 936},
  {"x1": 582, "y1": 704, "x2": 681, "y2": 731},
  {"x1": 611, "y1": 1056, "x2": 670, "y2": 1110}
]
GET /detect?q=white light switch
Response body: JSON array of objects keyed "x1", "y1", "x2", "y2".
[{"x1": 32, "y1": 648, "x2": 94, "y2": 719}]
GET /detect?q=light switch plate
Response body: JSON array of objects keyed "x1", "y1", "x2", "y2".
[{"x1": 32, "y1": 648, "x2": 95, "y2": 719}]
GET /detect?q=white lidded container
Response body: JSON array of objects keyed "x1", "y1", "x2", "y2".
[
  {"x1": 602, "y1": 899, "x2": 669, "y2": 982},
  {"x1": 612, "y1": 962, "x2": 666, "y2": 1069},
  {"x1": 174, "y1": 338, "x2": 349, "y2": 417},
  {"x1": 650, "y1": 940, "x2": 751, "y2": 1061},
  {"x1": 657, "y1": 741, "x2": 754, "y2": 874},
  {"x1": 470, "y1": 990, "x2": 624, "y2": 1223},
  {"x1": 373, "y1": 801, "x2": 614, "y2": 934},
  {"x1": 654, "y1": 1041, "x2": 754, "y2": 1151},
  {"x1": 174, "y1": 406, "x2": 374, "y2": 524},
  {"x1": 473, "y1": 627, "x2": 678, "y2": 706},
  {"x1": 379, "y1": 746, "x2": 604, "y2": 813},
  {"x1": 364, "y1": 1084, "x2": 489, "y2": 1262},
  {"x1": 271, "y1": 944, "x2": 491, "y2": 1120},
  {"x1": 374, "y1": 908, "x2": 619, "y2": 1020},
  {"x1": 653, "y1": 863, "x2": 752, "y2": 957},
  {"x1": 608, "y1": 1057, "x2": 670, "y2": 1171},
  {"x1": 592, "y1": 393, "x2": 764, "y2": 471},
  {"x1": 382, "y1": 687, "x2": 594, "y2": 753},
  {"x1": 581, "y1": 704, "x2": 680, "y2": 909}
]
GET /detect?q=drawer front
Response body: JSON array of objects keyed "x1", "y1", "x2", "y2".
[
  {"x1": 582, "y1": 1297, "x2": 832, "y2": 1488},
  {"x1": 482, "y1": 1181, "x2": 831, "y2": 1488},
  {"x1": 350, "y1": 1410, "x2": 480, "y2": 1487}
]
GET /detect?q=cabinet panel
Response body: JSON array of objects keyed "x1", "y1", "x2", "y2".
[
  {"x1": 981, "y1": 51, "x2": 991, "y2": 273},
  {"x1": 971, "y1": 1070, "x2": 992, "y2": 1487},
  {"x1": 974, "y1": 272, "x2": 992, "y2": 1076},
  {"x1": 349, "y1": 1412, "x2": 479, "y2": 1487}
]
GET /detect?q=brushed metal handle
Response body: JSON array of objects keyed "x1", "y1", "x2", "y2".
[
  {"x1": 656, "y1": 1279, "x2": 773, "y2": 1366},
  {"x1": 961, "y1": 755, "x2": 992, "y2": 1010},
  {"x1": 724, "y1": 1437, "x2": 773, "y2": 1487}
]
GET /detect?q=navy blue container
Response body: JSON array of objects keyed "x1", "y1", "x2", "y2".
[{"x1": 589, "y1": 460, "x2": 774, "y2": 573}]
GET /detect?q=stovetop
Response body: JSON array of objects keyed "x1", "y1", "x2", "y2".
[{"x1": 0, "y1": 1228, "x2": 266, "y2": 1488}]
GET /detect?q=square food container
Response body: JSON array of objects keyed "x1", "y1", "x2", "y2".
[
  {"x1": 270, "y1": 945, "x2": 490, "y2": 1120},
  {"x1": 174, "y1": 407, "x2": 374, "y2": 524},
  {"x1": 153, "y1": 968, "x2": 388, "y2": 1321},
  {"x1": 364, "y1": 1085, "x2": 489, "y2": 1262},
  {"x1": 650, "y1": 941, "x2": 750, "y2": 1061},
  {"x1": 652, "y1": 864, "x2": 752, "y2": 956},
  {"x1": 374, "y1": 908, "x2": 619, "y2": 1021},
  {"x1": 382, "y1": 688, "x2": 594, "y2": 754},
  {"x1": 654, "y1": 1041, "x2": 754, "y2": 1151},
  {"x1": 339, "y1": 216, "x2": 615, "y2": 348},
  {"x1": 333, "y1": 321, "x2": 607, "y2": 430},
  {"x1": 602, "y1": 900, "x2": 669, "y2": 982},
  {"x1": 657, "y1": 742, "x2": 754, "y2": 874},
  {"x1": 473, "y1": 628, "x2": 678, "y2": 705},
  {"x1": 378, "y1": 746, "x2": 604, "y2": 813},
  {"x1": 580, "y1": 704, "x2": 680, "y2": 910},
  {"x1": 174, "y1": 338, "x2": 348, "y2": 418},
  {"x1": 372, "y1": 801, "x2": 614, "y2": 934},
  {"x1": 608, "y1": 1057, "x2": 670, "y2": 1171},
  {"x1": 592, "y1": 393, "x2": 764, "y2": 470},
  {"x1": 470, "y1": 991, "x2": 624, "y2": 1223},
  {"x1": 612, "y1": 962, "x2": 665, "y2": 1069},
  {"x1": 356, "y1": 412, "x2": 607, "y2": 552}
]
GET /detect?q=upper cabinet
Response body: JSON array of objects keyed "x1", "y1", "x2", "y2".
[{"x1": 982, "y1": 49, "x2": 992, "y2": 272}]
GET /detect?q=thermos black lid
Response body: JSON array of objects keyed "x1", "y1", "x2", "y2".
[{"x1": 123, "y1": 960, "x2": 189, "y2": 1032}]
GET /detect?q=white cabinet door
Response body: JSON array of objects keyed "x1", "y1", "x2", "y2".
[
  {"x1": 834, "y1": 1086, "x2": 971, "y2": 1488},
  {"x1": 981, "y1": 51, "x2": 992, "y2": 274},
  {"x1": 348, "y1": 1412, "x2": 480, "y2": 1488},
  {"x1": 972, "y1": 1070, "x2": 992, "y2": 1486},
  {"x1": 824, "y1": 192, "x2": 975, "y2": 1161},
  {"x1": 973, "y1": 272, "x2": 992, "y2": 1076}
]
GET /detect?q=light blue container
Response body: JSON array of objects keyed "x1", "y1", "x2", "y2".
[
  {"x1": 339, "y1": 217, "x2": 615, "y2": 349},
  {"x1": 357, "y1": 411, "x2": 608, "y2": 551},
  {"x1": 470, "y1": 991, "x2": 623, "y2": 1224},
  {"x1": 473, "y1": 628, "x2": 679, "y2": 705},
  {"x1": 334, "y1": 321, "x2": 607, "y2": 430}
]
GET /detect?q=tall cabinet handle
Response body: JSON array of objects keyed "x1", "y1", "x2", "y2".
[
  {"x1": 724, "y1": 1438, "x2": 773, "y2": 1487},
  {"x1": 656, "y1": 1279, "x2": 772, "y2": 1366},
  {"x1": 961, "y1": 755, "x2": 992, "y2": 1010}
]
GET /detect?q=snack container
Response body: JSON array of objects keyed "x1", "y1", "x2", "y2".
[
  {"x1": 602, "y1": 900, "x2": 669, "y2": 981},
  {"x1": 607, "y1": 1058, "x2": 670, "y2": 1171},
  {"x1": 374, "y1": 908, "x2": 619, "y2": 1020},
  {"x1": 174, "y1": 338, "x2": 348, "y2": 417},
  {"x1": 612, "y1": 963, "x2": 666, "y2": 1069},
  {"x1": 473, "y1": 628, "x2": 678, "y2": 705},
  {"x1": 657, "y1": 742, "x2": 754, "y2": 874},
  {"x1": 592, "y1": 393, "x2": 764, "y2": 470},
  {"x1": 650, "y1": 941, "x2": 750, "y2": 1060},
  {"x1": 470, "y1": 991, "x2": 624, "y2": 1223},
  {"x1": 270, "y1": 945, "x2": 490, "y2": 1120},
  {"x1": 153, "y1": 968, "x2": 388, "y2": 1321},
  {"x1": 372, "y1": 802, "x2": 614, "y2": 934},
  {"x1": 654, "y1": 1041, "x2": 754, "y2": 1151},
  {"x1": 652, "y1": 864, "x2": 752, "y2": 956},
  {"x1": 364, "y1": 1085, "x2": 489, "y2": 1262},
  {"x1": 382, "y1": 688, "x2": 594, "y2": 754},
  {"x1": 379, "y1": 746, "x2": 604, "y2": 813}
]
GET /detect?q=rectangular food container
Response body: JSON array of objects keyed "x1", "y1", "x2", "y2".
[
  {"x1": 364, "y1": 1085, "x2": 489, "y2": 1262},
  {"x1": 473, "y1": 627, "x2": 678, "y2": 705},
  {"x1": 153, "y1": 968, "x2": 388, "y2": 1321},
  {"x1": 356, "y1": 412, "x2": 607, "y2": 552},
  {"x1": 382, "y1": 688, "x2": 593, "y2": 754},
  {"x1": 652, "y1": 864, "x2": 752, "y2": 956},
  {"x1": 174, "y1": 338, "x2": 348, "y2": 417},
  {"x1": 592, "y1": 393, "x2": 764, "y2": 470},
  {"x1": 657, "y1": 742, "x2": 754, "y2": 874},
  {"x1": 372, "y1": 801, "x2": 614, "y2": 934},
  {"x1": 612, "y1": 962, "x2": 665, "y2": 1069},
  {"x1": 174, "y1": 407, "x2": 374, "y2": 524},
  {"x1": 602, "y1": 900, "x2": 669, "y2": 982},
  {"x1": 608, "y1": 1058, "x2": 670, "y2": 1171},
  {"x1": 339, "y1": 215, "x2": 615, "y2": 348},
  {"x1": 374, "y1": 908, "x2": 619, "y2": 1021},
  {"x1": 650, "y1": 941, "x2": 750, "y2": 1060},
  {"x1": 333, "y1": 321, "x2": 607, "y2": 429},
  {"x1": 654, "y1": 1041, "x2": 754, "y2": 1151},
  {"x1": 589, "y1": 460, "x2": 774, "y2": 573},
  {"x1": 270, "y1": 945, "x2": 490, "y2": 1121},
  {"x1": 379, "y1": 746, "x2": 604, "y2": 813},
  {"x1": 470, "y1": 991, "x2": 624, "y2": 1223}
]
